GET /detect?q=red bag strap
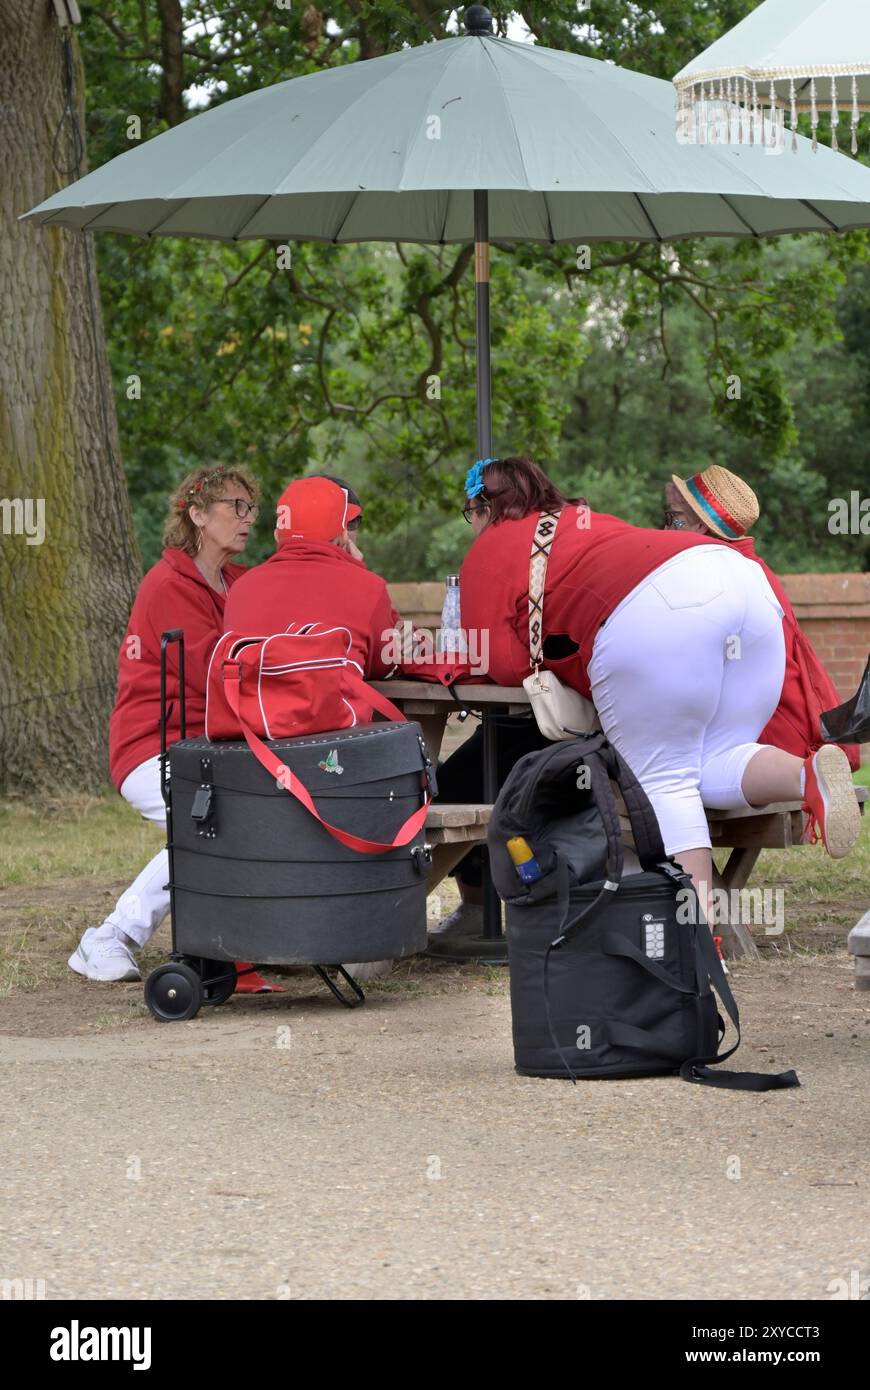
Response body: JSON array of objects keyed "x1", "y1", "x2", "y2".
[
  {"x1": 222, "y1": 667, "x2": 430, "y2": 855},
  {"x1": 343, "y1": 671, "x2": 406, "y2": 724}
]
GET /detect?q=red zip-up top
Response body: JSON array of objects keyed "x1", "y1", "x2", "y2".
[
  {"x1": 108, "y1": 548, "x2": 247, "y2": 791},
  {"x1": 730, "y1": 537, "x2": 859, "y2": 770},
  {"x1": 223, "y1": 538, "x2": 402, "y2": 680},
  {"x1": 459, "y1": 507, "x2": 725, "y2": 697}
]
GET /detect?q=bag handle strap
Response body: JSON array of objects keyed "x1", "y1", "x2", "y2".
[
  {"x1": 580, "y1": 748, "x2": 625, "y2": 888},
  {"x1": 551, "y1": 741, "x2": 624, "y2": 893},
  {"x1": 597, "y1": 740, "x2": 667, "y2": 870},
  {"x1": 223, "y1": 667, "x2": 430, "y2": 855},
  {"x1": 528, "y1": 510, "x2": 562, "y2": 670},
  {"x1": 657, "y1": 862, "x2": 800, "y2": 1091},
  {"x1": 342, "y1": 671, "x2": 408, "y2": 725}
]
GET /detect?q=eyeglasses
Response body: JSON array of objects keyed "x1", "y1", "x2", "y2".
[
  {"x1": 347, "y1": 515, "x2": 362, "y2": 532},
  {"x1": 462, "y1": 501, "x2": 491, "y2": 524},
  {"x1": 663, "y1": 508, "x2": 687, "y2": 530},
  {"x1": 214, "y1": 498, "x2": 259, "y2": 520}
]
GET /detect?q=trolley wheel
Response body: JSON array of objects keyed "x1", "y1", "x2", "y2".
[
  {"x1": 193, "y1": 957, "x2": 237, "y2": 1006},
  {"x1": 144, "y1": 961, "x2": 203, "y2": 1022}
]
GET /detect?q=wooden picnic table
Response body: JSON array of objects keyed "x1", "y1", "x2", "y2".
[
  {"x1": 372, "y1": 680, "x2": 526, "y2": 961},
  {"x1": 371, "y1": 680, "x2": 866, "y2": 961}
]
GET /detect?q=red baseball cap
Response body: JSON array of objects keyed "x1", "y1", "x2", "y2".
[{"x1": 276, "y1": 477, "x2": 354, "y2": 541}]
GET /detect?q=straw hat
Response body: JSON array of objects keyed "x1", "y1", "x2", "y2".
[{"x1": 671, "y1": 465, "x2": 759, "y2": 540}]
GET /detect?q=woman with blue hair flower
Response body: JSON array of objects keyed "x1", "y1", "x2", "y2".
[{"x1": 452, "y1": 455, "x2": 860, "y2": 919}]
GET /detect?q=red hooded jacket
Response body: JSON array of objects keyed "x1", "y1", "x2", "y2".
[
  {"x1": 460, "y1": 510, "x2": 858, "y2": 769},
  {"x1": 109, "y1": 548, "x2": 247, "y2": 791},
  {"x1": 730, "y1": 537, "x2": 860, "y2": 770},
  {"x1": 223, "y1": 537, "x2": 401, "y2": 682},
  {"x1": 460, "y1": 508, "x2": 724, "y2": 697}
]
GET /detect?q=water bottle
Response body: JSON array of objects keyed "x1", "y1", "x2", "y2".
[
  {"x1": 507, "y1": 836, "x2": 543, "y2": 884},
  {"x1": 439, "y1": 574, "x2": 467, "y2": 656}
]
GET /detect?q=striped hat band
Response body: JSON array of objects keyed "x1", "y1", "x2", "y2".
[{"x1": 684, "y1": 474, "x2": 746, "y2": 538}]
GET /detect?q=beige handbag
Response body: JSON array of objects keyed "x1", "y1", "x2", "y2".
[{"x1": 522, "y1": 510, "x2": 600, "y2": 741}]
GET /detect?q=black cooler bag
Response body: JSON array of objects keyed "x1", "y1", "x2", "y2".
[
  {"x1": 489, "y1": 734, "x2": 799, "y2": 1091},
  {"x1": 167, "y1": 720, "x2": 433, "y2": 964}
]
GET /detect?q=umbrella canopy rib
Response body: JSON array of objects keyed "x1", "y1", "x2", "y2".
[
  {"x1": 541, "y1": 191, "x2": 555, "y2": 245},
  {"x1": 717, "y1": 195, "x2": 760, "y2": 236},
  {"x1": 797, "y1": 197, "x2": 841, "y2": 231},
  {"x1": 480, "y1": 40, "x2": 534, "y2": 196},
  {"x1": 231, "y1": 195, "x2": 274, "y2": 241},
  {"x1": 633, "y1": 194, "x2": 663, "y2": 240}
]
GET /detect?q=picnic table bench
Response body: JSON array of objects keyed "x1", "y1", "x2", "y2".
[{"x1": 372, "y1": 680, "x2": 866, "y2": 962}]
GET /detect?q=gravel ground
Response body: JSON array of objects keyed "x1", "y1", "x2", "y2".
[{"x1": 1, "y1": 947, "x2": 868, "y2": 1302}]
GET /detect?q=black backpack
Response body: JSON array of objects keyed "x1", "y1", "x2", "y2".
[{"x1": 488, "y1": 733, "x2": 799, "y2": 1091}]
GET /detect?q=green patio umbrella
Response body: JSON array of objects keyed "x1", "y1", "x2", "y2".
[{"x1": 23, "y1": 3, "x2": 870, "y2": 462}]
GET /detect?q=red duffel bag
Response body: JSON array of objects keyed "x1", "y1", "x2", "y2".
[{"x1": 205, "y1": 624, "x2": 431, "y2": 853}]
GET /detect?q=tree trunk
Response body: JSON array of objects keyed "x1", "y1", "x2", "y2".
[
  {"x1": 0, "y1": 2, "x2": 140, "y2": 794},
  {"x1": 156, "y1": 0, "x2": 185, "y2": 128}
]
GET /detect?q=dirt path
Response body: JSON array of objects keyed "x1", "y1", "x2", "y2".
[{"x1": 1, "y1": 929, "x2": 868, "y2": 1301}]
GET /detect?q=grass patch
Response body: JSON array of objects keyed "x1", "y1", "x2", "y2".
[
  {"x1": 363, "y1": 976, "x2": 425, "y2": 995},
  {"x1": 748, "y1": 816, "x2": 869, "y2": 899},
  {"x1": 0, "y1": 790, "x2": 163, "y2": 889},
  {"x1": 92, "y1": 1003, "x2": 150, "y2": 1030},
  {"x1": 0, "y1": 781, "x2": 867, "y2": 1001},
  {"x1": 0, "y1": 907, "x2": 96, "y2": 998}
]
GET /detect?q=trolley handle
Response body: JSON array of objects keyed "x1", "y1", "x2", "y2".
[{"x1": 160, "y1": 630, "x2": 187, "y2": 803}]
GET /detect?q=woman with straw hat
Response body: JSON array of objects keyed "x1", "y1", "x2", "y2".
[
  {"x1": 665, "y1": 465, "x2": 860, "y2": 788},
  {"x1": 459, "y1": 457, "x2": 861, "y2": 927}
]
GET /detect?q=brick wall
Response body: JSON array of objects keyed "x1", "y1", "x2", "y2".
[
  {"x1": 388, "y1": 572, "x2": 869, "y2": 701},
  {"x1": 782, "y1": 573, "x2": 870, "y2": 700}
]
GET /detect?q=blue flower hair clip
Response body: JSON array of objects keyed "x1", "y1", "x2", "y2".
[{"x1": 465, "y1": 457, "x2": 495, "y2": 499}]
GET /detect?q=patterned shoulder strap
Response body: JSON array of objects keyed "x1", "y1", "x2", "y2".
[{"x1": 528, "y1": 510, "x2": 562, "y2": 669}]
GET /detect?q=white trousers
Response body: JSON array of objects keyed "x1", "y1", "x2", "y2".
[
  {"x1": 99, "y1": 756, "x2": 169, "y2": 949},
  {"x1": 587, "y1": 546, "x2": 786, "y2": 856}
]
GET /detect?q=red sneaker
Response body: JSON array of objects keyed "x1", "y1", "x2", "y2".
[
  {"x1": 801, "y1": 746, "x2": 861, "y2": 859},
  {"x1": 233, "y1": 961, "x2": 286, "y2": 994}
]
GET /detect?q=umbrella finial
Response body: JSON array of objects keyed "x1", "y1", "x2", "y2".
[{"x1": 464, "y1": 5, "x2": 493, "y2": 35}]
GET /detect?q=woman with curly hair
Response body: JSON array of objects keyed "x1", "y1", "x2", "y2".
[{"x1": 68, "y1": 463, "x2": 272, "y2": 986}]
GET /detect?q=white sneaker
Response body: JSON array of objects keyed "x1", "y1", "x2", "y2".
[{"x1": 68, "y1": 928, "x2": 141, "y2": 982}]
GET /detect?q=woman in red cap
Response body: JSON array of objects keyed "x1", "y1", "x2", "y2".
[
  {"x1": 459, "y1": 457, "x2": 861, "y2": 918},
  {"x1": 68, "y1": 465, "x2": 277, "y2": 992},
  {"x1": 224, "y1": 475, "x2": 399, "y2": 683}
]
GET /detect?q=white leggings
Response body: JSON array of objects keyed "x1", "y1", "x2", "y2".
[
  {"x1": 587, "y1": 546, "x2": 786, "y2": 856},
  {"x1": 100, "y1": 756, "x2": 169, "y2": 949}
]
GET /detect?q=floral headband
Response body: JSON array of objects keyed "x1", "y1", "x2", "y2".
[
  {"x1": 177, "y1": 464, "x2": 227, "y2": 510},
  {"x1": 465, "y1": 457, "x2": 497, "y2": 499}
]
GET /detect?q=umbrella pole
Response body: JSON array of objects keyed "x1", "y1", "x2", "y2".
[
  {"x1": 474, "y1": 189, "x2": 493, "y2": 459},
  {"x1": 427, "y1": 189, "x2": 506, "y2": 966},
  {"x1": 476, "y1": 187, "x2": 507, "y2": 956}
]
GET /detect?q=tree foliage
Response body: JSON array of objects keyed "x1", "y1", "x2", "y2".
[{"x1": 79, "y1": 2, "x2": 870, "y2": 578}]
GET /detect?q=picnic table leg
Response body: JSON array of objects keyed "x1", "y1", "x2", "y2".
[
  {"x1": 414, "y1": 713, "x2": 448, "y2": 765},
  {"x1": 426, "y1": 842, "x2": 476, "y2": 896},
  {"x1": 717, "y1": 847, "x2": 762, "y2": 892},
  {"x1": 711, "y1": 850, "x2": 762, "y2": 960},
  {"x1": 426, "y1": 704, "x2": 509, "y2": 964},
  {"x1": 481, "y1": 705, "x2": 505, "y2": 948}
]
